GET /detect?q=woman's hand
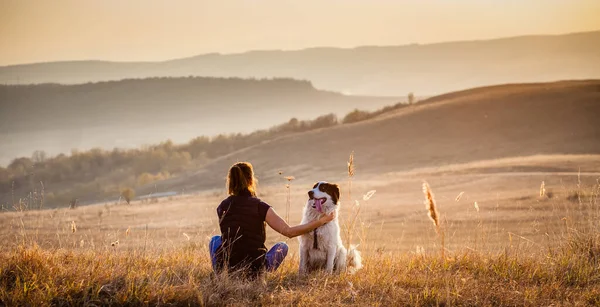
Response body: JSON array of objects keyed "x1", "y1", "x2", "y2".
[{"x1": 319, "y1": 210, "x2": 336, "y2": 225}]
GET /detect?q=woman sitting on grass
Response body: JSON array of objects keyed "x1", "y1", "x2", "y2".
[{"x1": 209, "y1": 162, "x2": 335, "y2": 278}]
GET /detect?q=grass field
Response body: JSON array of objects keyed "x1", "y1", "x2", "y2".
[
  {"x1": 1, "y1": 154, "x2": 599, "y2": 306},
  {"x1": 3, "y1": 238, "x2": 600, "y2": 306}
]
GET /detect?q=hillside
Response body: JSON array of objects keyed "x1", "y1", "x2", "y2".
[
  {"x1": 0, "y1": 77, "x2": 398, "y2": 165},
  {"x1": 2, "y1": 80, "x2": 598, "y2": 209},
  {"x1": 1, "y1": 31, "x2": 599, "y2": 96},
  {"x1": 2, "y1": 81, "x2": 600, "y2": 306},
  {"x1": 145, "y1": 80, "x2": 600, "y2": 195}
]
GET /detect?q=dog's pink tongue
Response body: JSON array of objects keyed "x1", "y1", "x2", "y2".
[{"x1": 314, "y1": 198, "x2": 323, "y2": 213}]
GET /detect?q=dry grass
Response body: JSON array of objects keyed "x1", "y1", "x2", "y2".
[
  {"x1": 422, "y1": 182, "x2": 445, "y2": 261},
  {"x1": 2, "y1": 233, "x2": 600, "y2": 306},
  {"x1": 1, "y1": 155, "x2": 599, "y2": 305},
  {"x1": 1, "y1": 183, "x2": 598, "y2": 306},
  {"x1": 284, "y1": 175, "x2": 295, "y2": 224},
  {"x1": 344, "y1": 151, "x2": 359, "y2": 249},
  {"x1": 422, "y1": 182, "x2": 440, "y2": 231}
]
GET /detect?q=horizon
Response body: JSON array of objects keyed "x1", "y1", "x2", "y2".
[
  {"x1": 1, "y1": 0, "x2": 600, "y2": 66},
  {"x1": 1, "y1": 29, "x2": 599, "y2": 67}
]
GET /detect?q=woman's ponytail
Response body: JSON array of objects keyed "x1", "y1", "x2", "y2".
[{"x1": 226, "y1": 162, "x2": 257, "y2": 196}]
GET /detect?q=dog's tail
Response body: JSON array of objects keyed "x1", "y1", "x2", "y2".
[{"x1": 346, "y1": 244, "x2": 363, "y2": 274}]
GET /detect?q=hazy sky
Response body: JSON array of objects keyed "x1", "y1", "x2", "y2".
[{"x1": 1, "y1": 0, "x2": 599, "y2": 66}]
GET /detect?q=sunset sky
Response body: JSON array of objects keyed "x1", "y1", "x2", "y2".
[{"x1": 1, "y1": 0, "x2": 599, "y2": 66}]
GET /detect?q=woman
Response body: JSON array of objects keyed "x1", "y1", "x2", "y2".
[{"x1": 209, "y1": 162, "x2": 335, "y2": 277}]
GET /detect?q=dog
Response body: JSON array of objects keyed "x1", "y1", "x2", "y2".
[{"x1": 298, "y1": 181, "x2": 362, "y2": 274}]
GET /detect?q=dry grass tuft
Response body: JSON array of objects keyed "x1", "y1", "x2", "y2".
[
  {"x1": 540, "y1": 181, "x2": 546, "y2": 197},
  {"x1": 347, "y1": 151, "x2": 355, "y2": 178},
  {"x1": 346, "y1": 151, "x2": 355, "y2": 213},
  {"x1": 423, "y1": 181, "x2": 446, "y2": 261},
  {"x1": 362, "y1": 190, "x2": 376, "y2": 201},
  {"x1": 344, "y1": 151, "x2": 361, "y2": 252},
  {"x1": 455, "y1": 191, "x2": 464, "y2": 202},
  {"x1": 422, "y1": 182, "x2": 439, "y2": 231}
]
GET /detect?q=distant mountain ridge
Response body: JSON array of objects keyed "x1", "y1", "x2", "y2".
[{"x1": 1, "y1": 31, "x2": 599, "y2": 95}]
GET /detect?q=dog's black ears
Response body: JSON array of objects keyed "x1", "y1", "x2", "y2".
[{"x1": 326, "y1": 183, "x2": 340, "y2": 204}]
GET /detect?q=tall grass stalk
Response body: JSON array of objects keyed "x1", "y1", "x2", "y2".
[
  {"x1": 39, "y1": 181, "x2": 45, "y2": 210},
  {"x1": 473, "y1": 201, "x2": 484, "y2": 251},
  {"x1": 347, "y1": 151, "x2": 355, "y2": 201},
  {"x1": 345, "y1": 151, "x2": 357, "y2": 249},
  {"x1": 284, "y1": 176, "x2": 295, "y2": 224},
  {"x1": 540, "y1": 181, "x2": 546, "y2": 197},
  {"x1": 422, "y1": 181, "x2": 444, "y2": 261}
]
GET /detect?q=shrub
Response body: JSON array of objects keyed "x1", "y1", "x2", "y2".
[
  {"x1": 408, "y1": 92, "x2": 415, "y2": 104},
  {"x1": 137, "y1": 172, "x2": 170, "y2": 186},
  {"x1": 342, "y1": 109, "x2": 373, "y2": 124},
  {"x1": 121, "y1": 188, "x2": 135, "y2": 204}
]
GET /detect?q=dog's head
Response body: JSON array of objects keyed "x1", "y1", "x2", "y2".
[{"x1": 307, "y1": 181, "x2": 340, "y2": 214}]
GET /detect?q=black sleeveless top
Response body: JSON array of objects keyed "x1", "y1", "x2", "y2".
[{"x1": 215, "y1": 189, "x2": 271, "y2": 277}]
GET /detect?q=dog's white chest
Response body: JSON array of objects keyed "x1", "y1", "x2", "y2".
[
  {"x1": 304, "y1": 223, "x2": 334, "y2": 248},
  {"x1": 300, "y1": 230, "x2": 324, "y2": 259}
]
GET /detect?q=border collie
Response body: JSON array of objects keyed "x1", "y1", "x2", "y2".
[{"x1": 299, "y1": 181, "x2": 362, "y2": 274}]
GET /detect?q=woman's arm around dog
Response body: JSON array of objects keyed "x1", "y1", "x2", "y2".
[{"x1": 265, "y1": 208, "x2": 335, "y2": 238}]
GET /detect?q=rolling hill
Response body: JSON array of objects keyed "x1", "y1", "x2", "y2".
[
  {"x1": 1, "y1": 31, "x2": 599, "y2": 96},
  {"x1": 0, "y1": 77, "x2": 398, "y2": 166},
  {"x1": 2, "y1": 80, "x2": 598, "y2": 208},
  {"x1": 144, "y1": 80, "x2": 600, "y2": 195}
]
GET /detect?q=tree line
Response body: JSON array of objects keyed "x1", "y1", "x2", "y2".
[{"x1": 0, "y1": 100, "x2": 410, "y2": 208}]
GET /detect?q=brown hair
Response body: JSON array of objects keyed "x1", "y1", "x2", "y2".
[{"x1": 227, "y1": 162, "x2": 257, "y2": 196}]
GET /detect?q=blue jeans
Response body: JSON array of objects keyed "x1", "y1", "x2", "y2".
[{"x1": 209, "y1": 235, "x2": 288, "y2": 272}]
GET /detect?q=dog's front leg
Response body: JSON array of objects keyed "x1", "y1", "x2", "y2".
[
  {"x1": 325, "y1": 245, "x2": 336, "y2": 273},
  {"x1": 299, "y1": 243, "x2": 309, "y2": 275},
  {"x1": 334, "y1": 247, "x2": 347, "y2": 273}
]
